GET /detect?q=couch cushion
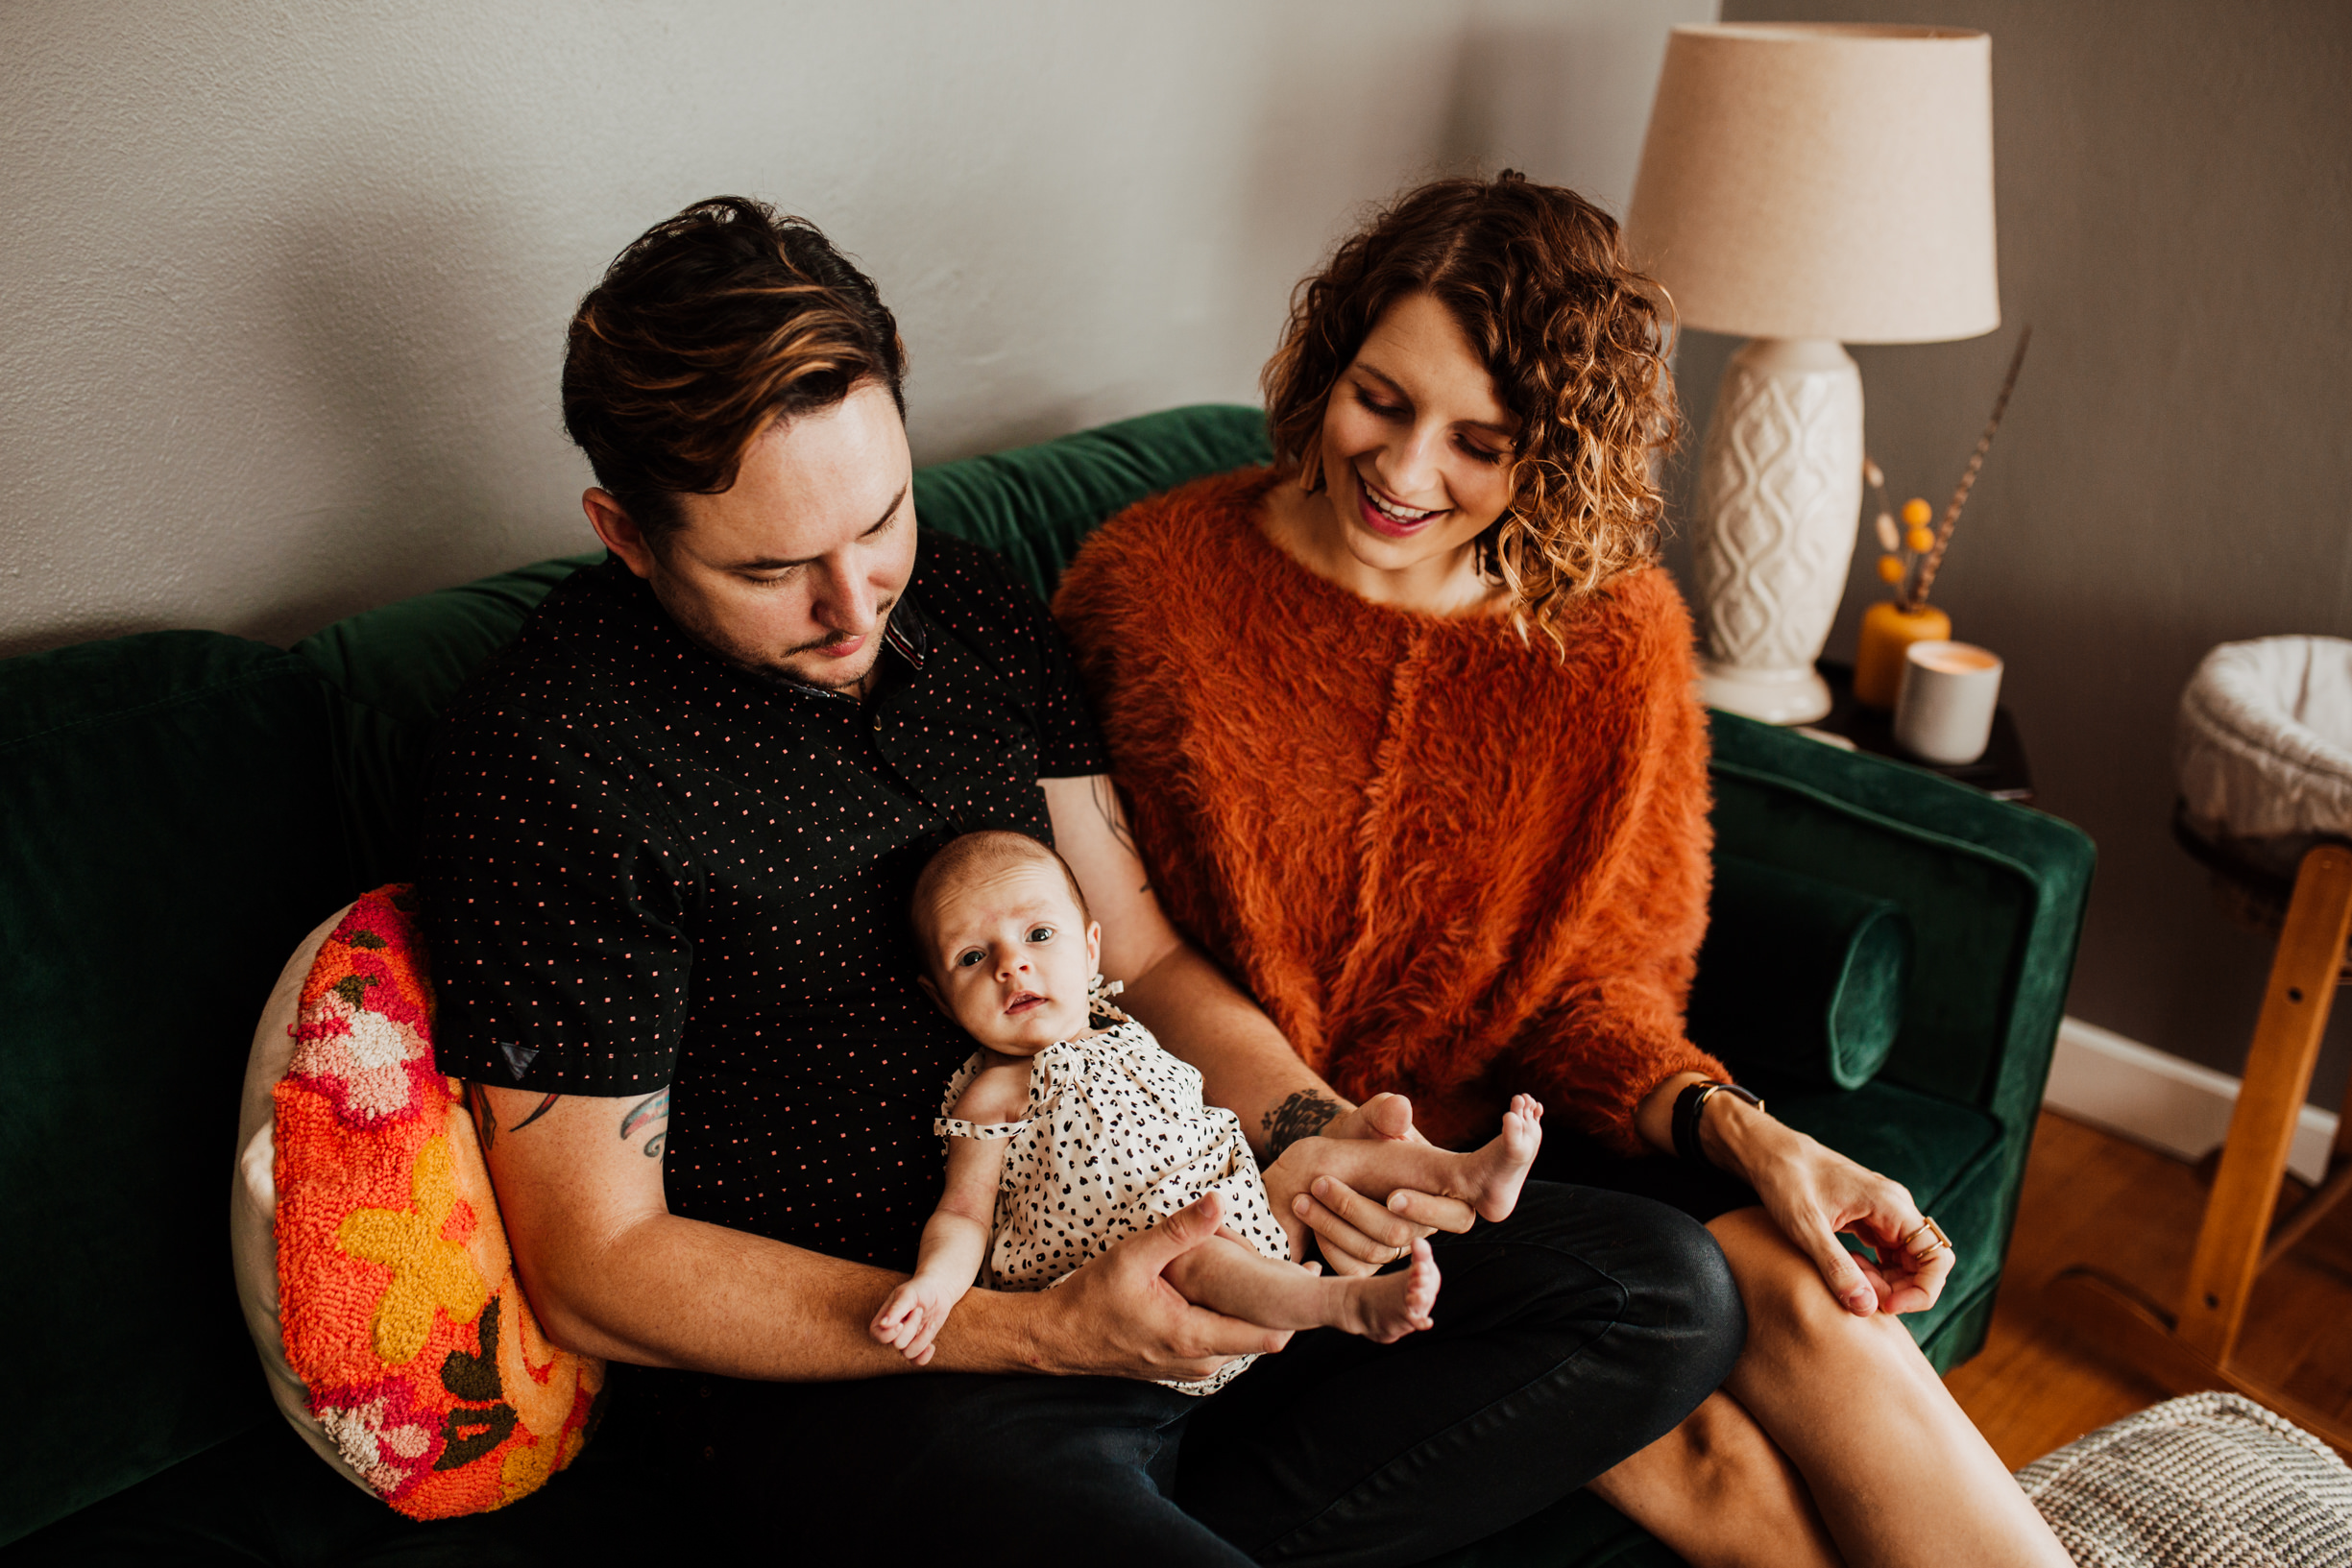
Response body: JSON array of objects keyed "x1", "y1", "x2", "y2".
[
  {"x1": 290, "y1": 556, "x2": 603, "y2": 889},
  {"x1": 1688, "y1": 856, "x2": 1911, "y2": 1090},
  {"x1": 1707, "y1": 711, "x2": 2093, "y2": 1131},
  {"x1": 0, "y1": 632, "x2": 363, "y2": 1549}
]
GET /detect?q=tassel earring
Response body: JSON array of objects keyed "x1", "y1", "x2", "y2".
[{"x1": 1297, "y1": 439, "x2": 1324, "y2": 495}]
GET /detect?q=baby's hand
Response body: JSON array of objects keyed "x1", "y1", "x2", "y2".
[{"x1": 871, "y1": 1276, "x2": 961, "y2": 1365}]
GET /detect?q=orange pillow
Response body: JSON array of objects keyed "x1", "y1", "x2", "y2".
[{"x1": 234, "y1": 885, "x2": 602, "y2": 1518}]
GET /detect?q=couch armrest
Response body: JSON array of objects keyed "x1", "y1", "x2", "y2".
[{"x1": 1705, "y1": 711, "x2": 2095, "y2": 1313}]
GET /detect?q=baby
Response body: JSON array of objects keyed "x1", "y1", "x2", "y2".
[{"x1": 871, "y1": 830, "x2": 1544, "y2": 1393}]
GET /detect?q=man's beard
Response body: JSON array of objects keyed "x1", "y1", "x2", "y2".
[{"x1": 655, "y1": 579, "x2": 896, "y2": 692}]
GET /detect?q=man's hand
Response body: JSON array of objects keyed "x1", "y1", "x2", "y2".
[
  {"x1": 1266, "y1": 1094, "x2": 1477, "y2": 1279},
  {"x1": 1027, "y1": 1193, "x2": 1292, "y2": 1381}
]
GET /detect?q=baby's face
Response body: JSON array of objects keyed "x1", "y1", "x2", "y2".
[{"x1": 918, "y1": 857, "x2": 1101, "y2": 1054}]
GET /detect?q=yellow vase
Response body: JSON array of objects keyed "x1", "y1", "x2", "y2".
[{"x1": 1855, "y1": 601, "x2": 1952, "y2": 709}]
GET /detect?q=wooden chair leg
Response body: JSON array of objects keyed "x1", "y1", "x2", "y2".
[
  {"x1": 2178, "y1": 844, "x2": 2352, "y2": 1358},
  {"x1": 2046, "y1": 843, "x2": 2352, "y2": 1453}
]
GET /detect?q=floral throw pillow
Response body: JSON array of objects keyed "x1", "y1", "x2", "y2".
[{"x1": 231, "y1": 885, "x2": 603, "y2": 1518}]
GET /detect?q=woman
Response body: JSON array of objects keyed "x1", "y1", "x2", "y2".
[{"x1": 1055, "y1": 174, "x2": 2070, "y2": 1568}]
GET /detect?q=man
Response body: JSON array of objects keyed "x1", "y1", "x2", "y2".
[{"x1": 421, "y1": 197, "x2": 1738, "y2": 1563}]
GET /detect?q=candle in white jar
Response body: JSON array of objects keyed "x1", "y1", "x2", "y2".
[{"x1": 1894, "y1": 640, "x2": 2003, "y2": 765}]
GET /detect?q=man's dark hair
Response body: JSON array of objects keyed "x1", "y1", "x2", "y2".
[{"x1": 562, "y1": 196, "x2": 907, "y2": 540}]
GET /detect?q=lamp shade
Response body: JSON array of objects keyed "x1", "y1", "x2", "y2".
[{"x1": 1626, "y1": 23, "x2": 1999, "y2": 344}]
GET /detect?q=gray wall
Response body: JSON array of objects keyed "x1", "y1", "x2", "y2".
[
  {"x1": 1679, "y1": 0, "x2": 2352, "y2": 1098},
  {"x1": 0, "y1": 0, "x2": 1708, "y2": 659}
]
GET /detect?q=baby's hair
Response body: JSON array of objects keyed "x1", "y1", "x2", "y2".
[{"x1": 909, "y1": 830, "x2": 1092, "y2": 964}]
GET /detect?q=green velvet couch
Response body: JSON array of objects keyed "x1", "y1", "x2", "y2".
[{"x1": 0, "y1": 404, "x2": 2093, "y2": 1566}]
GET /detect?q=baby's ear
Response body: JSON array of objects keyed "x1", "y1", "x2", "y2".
[
  {"x1": 1086, "y1": 922, "x2": 1102, "y2": 970},
  {"x1": 914, "y1": 973, "x2": 949, "y2": 1018}
]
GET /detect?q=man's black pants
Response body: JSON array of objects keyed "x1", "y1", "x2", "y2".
[{"x1": 631, "y1": 1182, "x2": 1743, "y2": 1565}]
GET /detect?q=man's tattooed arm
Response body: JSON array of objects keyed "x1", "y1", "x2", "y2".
[
  {"x1": 467, "y1": 1082, "x2": 498, "y2": 1154},
  {"x1": 619, "y1": 1088, "x2": 672, "y2": 1158},
  {"x1": 466, "y1": 1088, "x2": 560, "y2": 1156},
  {"x1": 1263, "y1": 1090, "x2": 1347, "y2": 1158}
]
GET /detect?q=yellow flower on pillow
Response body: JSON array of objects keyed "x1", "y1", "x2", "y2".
[
  {"x1": 335, "y1": 1135, "x2": 491, "y2": 1365},
  {"x1": 499, "y1": 1433, "x2": 559, "y2": 1501}
]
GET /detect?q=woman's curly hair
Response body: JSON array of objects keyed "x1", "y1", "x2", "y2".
[{"x1": 1262, "y1": 173, "x2": 1679, "y2": 648}]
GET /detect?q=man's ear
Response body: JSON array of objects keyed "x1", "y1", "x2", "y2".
[{"x1": 583, "y1": 489, "x2": 658, "y2": 580}]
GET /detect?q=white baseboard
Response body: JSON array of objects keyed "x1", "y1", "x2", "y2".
[{"x1": 2046, "y1": 1016, "x2": 2339, "y2": 1185}]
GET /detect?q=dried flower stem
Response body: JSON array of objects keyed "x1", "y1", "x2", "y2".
[{"x1": 1907, "y1": 326, "x2": 2032, "y2": 613}]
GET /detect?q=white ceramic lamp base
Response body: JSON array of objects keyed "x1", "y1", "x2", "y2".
[{"x1": 1691, "y1": 337, "x2": 1864, "y2": 726}]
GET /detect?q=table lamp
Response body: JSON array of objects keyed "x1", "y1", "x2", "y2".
[{"x1": 1626, "y1": 23, "x2": 1999, "y2": 724}]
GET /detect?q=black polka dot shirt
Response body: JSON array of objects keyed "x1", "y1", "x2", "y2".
[{"x1": 420, "y1": 535, "x2": 1107, "y2": 1270}]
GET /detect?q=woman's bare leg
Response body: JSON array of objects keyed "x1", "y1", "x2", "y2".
[
  {"x1": 1589, "y1": 1208, "x2": 2067, "y2": 1568},
  {"x1": 1589, "y1": 1391, "x2": 1842, "y2": 1568},
  {"x1": 1164, "y1": 1232, "x2": 1440, "y2": 1341},
  {"x1": 1703, "y1": 1207, "x2": 2067, "y2": 1567}
]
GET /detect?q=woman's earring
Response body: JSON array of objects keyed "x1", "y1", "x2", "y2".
[{"x1": 1087, "y1": 973, "x2": 1130, "y2": 1025}]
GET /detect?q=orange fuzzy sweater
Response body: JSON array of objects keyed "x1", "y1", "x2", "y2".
[{"x1": 1055, "y1": 469, "x2": 1730, "y2": 1155}]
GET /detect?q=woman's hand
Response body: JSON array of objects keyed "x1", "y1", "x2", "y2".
[
  {"x1": 1264, "y1": 1093, "x2": 1478, "y2": 1278},
  {"x1": 1701, "y1": 1094, "x2": 1953, "y2": 1316}
]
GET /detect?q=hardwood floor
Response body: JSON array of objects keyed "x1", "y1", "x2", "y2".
[{"x1": 1947, "y1": 1109, "x2": 2352, "y2": 1469}]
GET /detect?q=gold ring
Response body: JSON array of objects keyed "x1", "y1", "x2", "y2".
[{"x1": 1903, "y1": 1218, "x2": 1952, "y2": 1260}]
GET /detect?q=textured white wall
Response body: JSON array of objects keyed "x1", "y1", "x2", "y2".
[{"x1": 0, "y1": 0, "x2": 1709, "y2": 656}]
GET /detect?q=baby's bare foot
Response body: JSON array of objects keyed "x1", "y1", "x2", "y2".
[
  {"x1": 1465, "y1": 1094, "x2": 1544, "y2": 1222},
  {"x1": 1342, "y1": 1239, "x2": 1441, "y2": 1342}
]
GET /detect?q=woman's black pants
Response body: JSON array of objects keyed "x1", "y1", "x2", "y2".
[{"x1": 629, "y1": 1181, "x2": 1743, "y2": 1565}]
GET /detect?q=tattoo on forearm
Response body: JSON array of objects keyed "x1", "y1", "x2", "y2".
[
  {"x1": 511, "y1": 1094, "x2": 559, "y2": 1133},
  {"x1": 1264, "y1": 1091, "x2": 1346, "y2": 1157},
  {"x1": 1089, "y1": 776, "x2": 1150, "y2": 892},
  {"x1": 620, "y1": 1088, "x2": 671, "y2": 1158}
]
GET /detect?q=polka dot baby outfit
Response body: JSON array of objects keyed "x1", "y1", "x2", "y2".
[{"x1": 936, "y1": 1020, "x2": 1293, "y2": 1395}]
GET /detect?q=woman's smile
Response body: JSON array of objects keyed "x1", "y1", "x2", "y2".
[
  {"x1": 1250, "y1": 291, "x2": 1520, "y2": 615},
  {"x1": 1353, "y1": 470, "x2": 1448, "y2": 539}
]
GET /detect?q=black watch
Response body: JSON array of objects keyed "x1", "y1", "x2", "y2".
[{"x1": 1671, "y1": 1080, "x2": 1763, "y2": 1168}]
